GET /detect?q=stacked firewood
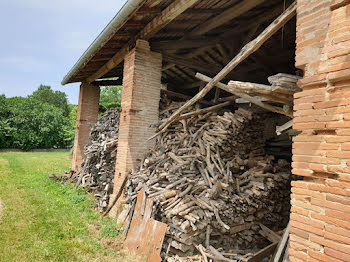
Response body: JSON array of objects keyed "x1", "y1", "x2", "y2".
[
  {"x1": 68, "y1": 108, "x2": 121, "y2": 212},
  {"x1": 125, "y1": 99, "x2": 291, "y2": 261}
]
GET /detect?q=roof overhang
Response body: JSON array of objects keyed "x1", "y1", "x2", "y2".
[{"x1": 61, "y1": 0, "x2": 145, "y2": 85}]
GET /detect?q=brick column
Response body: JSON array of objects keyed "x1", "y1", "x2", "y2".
[
  {"x1": 72, "y1": 83, "x2": 100, "y2": 171},
  {"x1": 112, "y1": 40, "x2": 162, "y2": 216},
  {"x1": 291, "y1": 1, "x2": 350, "y2": 261}
]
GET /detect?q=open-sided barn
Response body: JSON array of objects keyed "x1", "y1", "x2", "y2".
[{"x1": 62, "y1": 1, "x2": 350, "y2": 261}]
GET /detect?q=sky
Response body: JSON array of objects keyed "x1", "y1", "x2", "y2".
[{"x1": 0, "y1": 0, "x2": 127, "y2": 104}]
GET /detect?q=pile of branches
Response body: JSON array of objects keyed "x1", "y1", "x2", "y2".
[{"x1": 125, "y1": 99, "x2": 291, "y2": 261}]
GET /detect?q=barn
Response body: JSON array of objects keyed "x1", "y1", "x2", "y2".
[{"x1": 62, "y1": 0, "x2": 350, "y2": 261}]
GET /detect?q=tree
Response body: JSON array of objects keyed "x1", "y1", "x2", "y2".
[
  {"x1": 2, "y1": 97, "x2": 69, "y2": 150},
  {"x1": 99, "y1": 85, "x2": 122, "y2": 110},
  {"x1": 30, "y1": 85, "x2": 70, "y2": 116}
]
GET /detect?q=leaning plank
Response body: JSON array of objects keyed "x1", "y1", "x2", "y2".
[
  {"x1": 179, "y1": 101, "x2": 232, "y2": 120},
  {"x1": 153, "y1": 1, "x2": 296, "y2": 137},
  {"x1": 276, "y1": 120, "x2": 293, "y2": 136},
  {"x1": 86, "y1": 0, "x2": 201, "y2": 83},
  {"x1": 197, "y1": 73, "x2": 293, "y2": 118},
  {"x1": 244, "y1": 242, "x2": 278, "y2": 262},
  {"x1": 271, "y1": 223, "x2": 290, "y2": 262},
  {"x1": 104, "y1": 175, "x2": 128, "y2": 216}
]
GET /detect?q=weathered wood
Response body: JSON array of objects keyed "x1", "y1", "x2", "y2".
[
  {"x1": 91, "y1": 79, "x2": 122, "y2": 86},
  {"x1": 127, "y1": 98, "x2": 292, "y2": 259},
  {"x1": 104, "y1": 174, "x2": 129, "y2": 216},
  {"x1": 245, "y1": 242, "x2": 278, "y2": 262},
  {"x1": 186, "y1": 0, "x2": 266, "y2": 37},
  {"x1": 197, "y1": 73, "x2": 293, "y2": 117},
  {"x1": 162, "y1": 53, "x2": 222, "y2": 74},
  {"x1": 179, "y1": 101, "x2": 232, "y2": 120},
  {"x1": 271, "y1": 223, "x2": 290, "y2": 262},
  {"x1": 276, "y1": 120, "x2": 293, "y2": 136},
  {"x1": 86, "y1": 0, "x2": 201, "y2": 83},
  {"x1": 153, "y1": 2, "x2": 296, "y2": 137}
]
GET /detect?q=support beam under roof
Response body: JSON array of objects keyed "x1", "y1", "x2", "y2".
[{"x1": 86, "y1": 0, "x2": 201, "y2": 83}]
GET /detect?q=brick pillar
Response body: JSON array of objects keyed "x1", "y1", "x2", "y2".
[
  {"x1": 112, "y1": 40, "x2": 162, "y2": 215},
  {"x1": 291, "y1": 1, "x2": 350, "y2": 261},
  {"x1": 72, "y1": 83, "x2": 100, "y2": 171}
]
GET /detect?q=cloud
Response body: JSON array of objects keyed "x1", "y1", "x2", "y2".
[
  {"x1": 0, "y1": 56, "x2": 51, "y2": 73},
  {"x1": 9, "y1": 0, "x2": 127, "y2": 13}
]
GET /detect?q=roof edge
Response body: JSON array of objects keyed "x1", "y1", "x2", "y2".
[{"x1": 61, "y1": 0, "x2": 145, "y2": 85}]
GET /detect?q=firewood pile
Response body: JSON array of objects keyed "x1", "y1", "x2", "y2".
[
  {"x1": 125, "y1": 98, "x2": 291, "y2": 261},
  {"x1": 78, "y1": 108, "x2": 120, "y2": 212},
  {"x1": 54, "y1": 108, "x2": 121, "y2": 212}
]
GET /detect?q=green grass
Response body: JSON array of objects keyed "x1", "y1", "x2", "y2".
[{"x1": 0, "y1": 152, "x2": 138, "y2": 262}]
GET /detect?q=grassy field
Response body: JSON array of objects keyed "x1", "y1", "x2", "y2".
[{"x1": 0, "y1": 152, "x2": 138, "y2": 262}]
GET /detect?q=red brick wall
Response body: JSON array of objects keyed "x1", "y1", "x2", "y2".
[
  {"x1": 72, "y1": 83, "x2": 100, "y2": 171},
  {"x1": 113, "y1": 40, "x2": 162, "y2": 213},
  {"x1": 291, "y1": 1, "x2": 350, "y2": 261}
]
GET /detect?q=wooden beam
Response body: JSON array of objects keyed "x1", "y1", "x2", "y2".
[
  {"x1": 152, "y1": 2, "x2": 296, "y2": 137},
  {"x1": 162, "y1": 54, "x2": 221, "y2": 75},
  {"x1": 179, "y1": 101, "x2": 232, "y2": 120},
  {"x1": 161, "y1": 89, "x2": 213, "y2": 106},
  {"x1": 197, "y1": 73, "x2": 293, "y2": 117},
  {"x1": 151, "y1": 38, "x2": 220, "y2": 51},
  {"x1": 244, "y1": 242, "x2": 278, "y2": 262},
  {"x1": 271, "y1": 224, "x2": 290, "y2": 262},
  {"x1": 86, "y1": 0, "x2": 201, "y2": 83},
  {"x1": 185, "y1": 0, "x2": 266, "y2": 37},
  {"x1": 91, "y1": 79, "x2": 122, "y2": 86}
]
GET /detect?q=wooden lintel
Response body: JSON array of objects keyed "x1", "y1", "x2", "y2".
[
  {"x1": 86, "y1": 0, "x2": 201, "y2": 83},
  {"x1": 91, "y1": 79, "x2": 122, "y2": 86}
]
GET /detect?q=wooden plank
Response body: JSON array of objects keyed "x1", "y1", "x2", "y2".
[
  {"x1": 152, "y1": 2, "x2": 296, "y2": 137},
  {"x1": 86, "y1": 0, "x2": 201, "y2": 83},
  {"x1": 125, "y1": 190, "x2": 167, "y2": 262},
  {"x1": 186, "y1": 0, "x2": 266, "y2": 37},
  {"x1": 91, "y1": 79, "x2": 122, "y2": 86},
  {"x1": 271, "y1": 223, "x2": 290, "y2": 262},
  {"x1": 179, "y1": 101, "x2": 232, "y2": 120},
  {"x1": 244, "y1": 242, "x2": 278, "y2": 262},
  {"x1": 198, "y1": 74, "x2": 293, "y2": 117},
  {"x1": 276, "y1": 120, "x2": 293, "y2": 136},
  {"x1": 163, "y1": 53, "x2": 221, "y2": 74},
  {"x1": 259, "y1": 224, "x2": 281, "y2": 243},
  {"x1": 151, "y1": 38, "x2": 220, "y2": 51}
]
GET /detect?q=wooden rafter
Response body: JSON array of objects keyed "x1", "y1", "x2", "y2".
[
  {"x1": 152, "y1": 1, "x2": 296, "y2": 138},
  {"x1": 162, "y1": 53, "x2": 221, "y2": 75},
  {"x1": 86, "y1": 0, "x2": 201, "y2": 83},
  {"x1": 184, "y1": 0, "x2": 266, "y2": 37}
]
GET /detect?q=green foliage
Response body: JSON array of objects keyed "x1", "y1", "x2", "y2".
[
  {"x1": 1, "y1": 97, "x2": 69, "y2": 150},
  {"x1": 0, "y1": 85, "x2": 76, "y2": 150},
  {"x1": 29, "y1": 85, "x2": 70, "y2": 116},
  {"x1": 99, "y1": 85, "x2": 122, "y2": 110}
]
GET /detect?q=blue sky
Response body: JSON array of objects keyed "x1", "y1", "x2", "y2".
[{"x1": 0, "y1": 0, "x2": 127, "y2": 104}]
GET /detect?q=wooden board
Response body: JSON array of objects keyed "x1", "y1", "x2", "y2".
[{"x1": 125, "y1": 190, "x2": 167, "y2": 262}]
